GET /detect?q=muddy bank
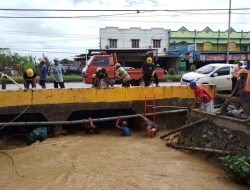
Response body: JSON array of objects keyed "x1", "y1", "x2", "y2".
[{"x1": 175, "y1": 117, "x2": 250, "y2": 165}]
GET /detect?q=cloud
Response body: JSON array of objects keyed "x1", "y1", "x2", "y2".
[{"x1": 0, "y1": 0, "x2": 249, "y2": 60}]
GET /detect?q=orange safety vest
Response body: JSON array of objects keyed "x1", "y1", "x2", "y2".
[{"x1": 246, "y1": 70, "x2": 250, "y2": 92}]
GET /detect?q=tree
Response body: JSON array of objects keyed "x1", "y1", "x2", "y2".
[{"x1": 60, "y1": 58, "x2": 74, "y2": 65}]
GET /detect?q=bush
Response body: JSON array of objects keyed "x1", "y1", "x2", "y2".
[
  {"x1": 163, "y1": 74, "x2": 182, "y2": 82},
  {"x1": 220, "y1": 155, "x2": 250, "y2": 186}
]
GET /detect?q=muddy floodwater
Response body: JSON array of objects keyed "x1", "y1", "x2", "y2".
[{"x1": 0, "y1": 131, "x2": 244, "y2": 190}]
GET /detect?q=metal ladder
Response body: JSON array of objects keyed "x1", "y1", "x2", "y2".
[{"x1": 144, "y1": 90, "x2": 156, "y2": 122}]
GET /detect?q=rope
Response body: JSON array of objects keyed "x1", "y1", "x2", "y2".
[{"x1": 0, "y1": 104, "x2": 31, "y2": 131}]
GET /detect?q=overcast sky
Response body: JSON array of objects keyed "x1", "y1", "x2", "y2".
[{"x1": 0, "y1": 0, "x2": 249, "y2": 61}]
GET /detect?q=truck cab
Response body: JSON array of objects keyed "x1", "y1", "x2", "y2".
[
  {"x1": 82, "y1": 54, "x2": 116, "y2": 84},
  {"x1": 82, "y1": 52, "x2": 165, "y2": 86}
]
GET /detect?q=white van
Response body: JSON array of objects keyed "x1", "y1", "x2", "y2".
[{"x1": 180, "y1": 63, "x2": 234, "y2": 91}]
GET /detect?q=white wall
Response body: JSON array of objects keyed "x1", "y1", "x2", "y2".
[{"x1": 100, "y1": 27, "x2": 169, "y2": 55}]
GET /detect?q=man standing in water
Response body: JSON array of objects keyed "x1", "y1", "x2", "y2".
[
  {"x1": 140, "y1": 115, "x2": 160, "y2": 138},
  {"x1": 115, "y1": 117, "x2": 131, "y2": 137},
  {"x1": 84, "y1": 117, "x2": 100, "y2": 135}
]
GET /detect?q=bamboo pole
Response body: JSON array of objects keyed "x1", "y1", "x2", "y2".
[
  {"x1": 168, "y1": 143, "x2": 232, "y2": 155},
  {"x1": 160, "y1": 118, "x2": 208, "y2": 139},
  {"x1": 153, "y1": 106, "x2": 187, "y2": 109},
  {"x1": 0, "y1": 72, "x2": 22, "y2": 89},
  {"x1": 0, "y1": 109, "x2": 187, "y2": 127}
]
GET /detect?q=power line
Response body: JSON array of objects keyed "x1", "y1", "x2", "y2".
[
  {"x1": 10, "y1": 48, "x2": 83, "y2": 54},
  {"x1": 0, "y1": 8, "x2": 250, "y2": 11}
]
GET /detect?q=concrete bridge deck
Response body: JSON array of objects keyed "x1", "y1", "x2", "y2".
[{"x1": 0, "y1": 85, "x2": 216, "y2": 125}]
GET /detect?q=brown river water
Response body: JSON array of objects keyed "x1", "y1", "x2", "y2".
[{"x1": 0, "y1": 130, "x2": 244, "y2": 190}]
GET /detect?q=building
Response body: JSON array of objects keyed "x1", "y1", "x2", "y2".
[
  {"x1": 169, "y1": 26, "x2": 250, "y2": 69},
  {"x1": 99, "y1": 27, "x2": 171, "y2": 69},
  {"x1": 75, "y1": 26, "x2": 250, "y2": 72}
]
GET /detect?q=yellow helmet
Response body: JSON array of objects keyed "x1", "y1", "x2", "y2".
[
  {"x1": 146, "y1": 57, "x2": 153, "y2": 64},
  {"x1": 26, "y1": 68, "x2": 34, "y2": 77}
]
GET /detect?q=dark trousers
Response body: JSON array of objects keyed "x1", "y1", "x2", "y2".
[
  {"x1": 54, "y1": 81, "x2": 65, "y2": 88},
  {"x1": 39, "y1": 80, "x2": 46, "y2": 88},
  {"x1": 24, "y1": 79, "x2": 36, "y2": 89},
  {"x1": 122, "y1": 80, "x2": 130, "y2": 87},
  {"x1": 231, "y1": 77, "x2": 237, "y2": 92},
  {"x1": 143, "y1": 73, "x2": 159, "y2": 87}
]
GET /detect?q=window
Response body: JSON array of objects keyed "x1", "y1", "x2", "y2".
[
  {"x1": 203, "y1": 42, "x2": 212, "y2": 51},
  {"x1": 196, "y1": 65, "x2": 215, "y2": 74},
  {"x1": 153, "y1": 40, "x2": 161, "y2": 48},
  {"x1": 214, "y1": 67, "x2": 230, "y2": 76},
  {"x1": 92, "y1": 57, "x2": 109, "y2": 67},
  {"x1": 109, "y1": 39, "x2": 117, "y2": 48},
  {"x1": 131, "y1": 39, "x2": 140, "y2": 48}
]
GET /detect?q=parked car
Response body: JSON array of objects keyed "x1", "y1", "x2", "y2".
[
  {"x1": 62, "y1": 64, "x2": 82, "y2": 75},
  {"x1": 180, "y1": 63, "x2": 234, "y2": 91}
]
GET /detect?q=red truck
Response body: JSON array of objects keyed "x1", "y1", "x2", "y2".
[{"x1": 82, "y1": 52, "x2": 164, "y2": 86}]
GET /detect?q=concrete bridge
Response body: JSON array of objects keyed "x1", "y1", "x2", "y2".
[{"x1": 0, "y1": 85, "x2": 216, "y2": 130}]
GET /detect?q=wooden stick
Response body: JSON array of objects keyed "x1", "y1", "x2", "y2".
[
  {"x1": 167, "y1": 144, "x2": 232, "y2": 155},
  {"x1": 160, "y1": 118, "x2": 208, "y2": 139},
  {"x1": 152, "y1": 106, "x2": 187, "y2": 109}
]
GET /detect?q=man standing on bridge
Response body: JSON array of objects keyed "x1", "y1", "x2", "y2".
[
  {"x1": 114, "y1": 63, "x2": 130, "y2": 87},
  {"x1": 142, "y1": 56, "x2": 159, "y2": 87},
  {"x1": 49, "y1": 58, "x2": 65, "y2": 88},
  {"x1": 38, "y1": 58, "x2": 48, "y2": 89}
]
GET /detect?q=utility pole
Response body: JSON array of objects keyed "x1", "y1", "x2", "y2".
[{"x1": 226, "y1": 0, "x2": 232, "y2": 64}]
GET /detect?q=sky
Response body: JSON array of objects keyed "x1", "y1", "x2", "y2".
[{"x1": 0, "y1": 0, "x2": 249, "y2": 61}]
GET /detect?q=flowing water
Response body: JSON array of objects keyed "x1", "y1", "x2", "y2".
[{"x1": 0, "y1": 131, "x2": 244, "y2": 190}]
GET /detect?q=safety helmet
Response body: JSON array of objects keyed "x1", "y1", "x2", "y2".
[
  {"x1": 39, "y1": 58, "x2": 46, "y2": 63},
  {"x1": 96, "y1": 67, "x2": 102, "y2": 72},
  {"x1": 146, "y1": 57, "x2": 153, "y2": 64},
  {"x1": 26, "y1": 68, "x2": 34, "y2": 77},
  {"x1": 115, "y1": 63, "x2": 121, "y2": 68},
  {"x1": 54, "y1": 58, "x2": 59, "y2": 62},
  {"x1": 239, "y1": 60, "x2": 245, "y2": 65},
  {"x1": 188, "y1": 81, "x2": 197, "y2": 87}
]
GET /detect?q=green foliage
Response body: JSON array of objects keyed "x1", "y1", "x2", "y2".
[
  {"x1": 0, "y1": 49, "x2": 35, "y2": 73},
  {"x1": 1, "y1": 75, "x2": 82, "y2": 84},
  {"x1": 221, "y1": 155, "x2": 250, "y2": 186},
  {"x1": 163, "y1": 74, "x2": 182, "y2": 82},
  {"x1": 60, "y1": 58, "x2": 74, "y2": 65},
  {"x1": 190, "y1": 64, "x2": 196, "y2": 71},
  {"x1": 168, "y1": 68, "x2": 176, "y2": 75}
]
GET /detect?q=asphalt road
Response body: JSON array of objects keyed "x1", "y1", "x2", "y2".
[{"x1": 2, "y1": 82, "x2": 181, "y2": 90}]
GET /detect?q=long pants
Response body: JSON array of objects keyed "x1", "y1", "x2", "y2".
[
  {"x1": 231, "y1": 77, "x2": 237, "y2": 92},
  {"x1": 39, "y1": 80, "x2": 46, "y2": 88},
  {"x1": 54, "y1": 81, "x2": 65, "y2": 88},
  {"x1": 24, "y1": 79, "x2": 36, "y2": 89},
  {"x1": 143, "y1": 73, "x2": 159, "y2": 87}
]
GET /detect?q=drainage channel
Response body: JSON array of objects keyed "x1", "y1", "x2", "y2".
[{"x1": 0, "y1": 108, "x2": 187, "y2": 147}]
